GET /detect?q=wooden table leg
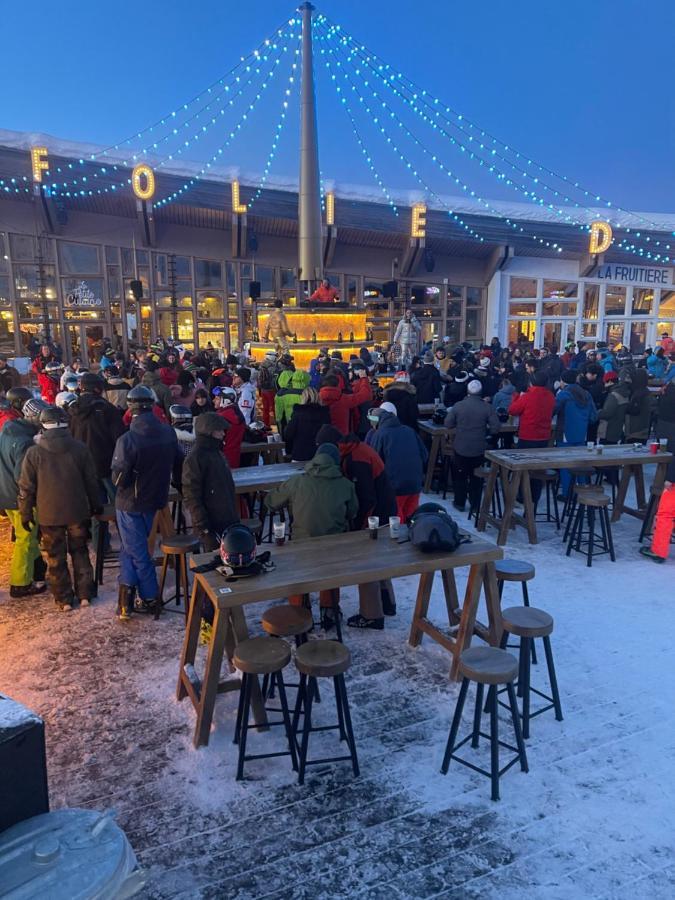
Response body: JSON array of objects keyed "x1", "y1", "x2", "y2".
[
  {"x1": 498, "y1": 471, "x2": 521, "y2": 546},
  {"x1": 423, "y1": 435, "x2": 442, "y2": 493},
  {"x1": 148, "y1": 505, "x2": 176, "y2": 557},
  {"x1": 520, "y1": 466, "x2": 539, "y2": 544},
  {"x1": 476, "y1": 461, "x2": 498, "y2": 532},
  {"x1": 408, "y1": 571, "x2": 435, "y2": 647},
  {"x1": 612, "y1": 463, "x2": 631, "y2": 522},
  {"x1": 450, "y1": 563, "x2": 484, "y2": 681},
  {"x1": 177, "y1": 578, "x2": 203, "y2": 702},
  {"x1": 229, "y1": 605, "x2": 268, "y2": 729},
  {"x1": 634, "y1": 465, "x2": 647, "y2": 509},
  {"x1": 440, "y1": 569, "x2": 461, "y2": 626},
  {"x1": 652, "y1": 461, "x2": 668, "y2": 494},
  {"x1": 482, "y1": 561, "x2": 503, "y2": 647},
  {"x1": 193, "y1": 605, "x2": 230, "y2": 748}
]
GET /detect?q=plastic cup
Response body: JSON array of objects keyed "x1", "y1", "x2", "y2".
[
  {"x1": 266, "y1": 435, "x2": 275, "y2": 444},
  {"x1": 659, "y1": 438, "x2": 668, "y2": 450},
  {"x1": 649, "y1": 440, "x2": 659, "y2": 455},
  {"x1": 367, "y1": 516, "x2": 379, "y2": 539},
  {"x1": 273, "y1": 523, "x2": 285, "y2": 546},
  {"x1": 389, "y1": 516, "x2": 401, "y2": 538},
  {"x1": 586, "y1": 441, "x2": 594, "y2": 451}
]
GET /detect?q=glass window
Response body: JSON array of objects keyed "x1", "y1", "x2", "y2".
[
  {"x1": 364, "y1": 281, "x2": 382, "y2": 301},
  {"x1": 228, "y1": 322, "x2": 239, "y2": 352},
  {"x1": 631, "y1": 288, "x2": 654, "y2": 315},
  {"x1": 0, "y1": 234, "x2": 9, "y2": 273},
  {"x1": 542, "y1": 301, "x2": 578, "y2": 317},
  {"x1": 466, "y1": 286, "x2": 482, "y2": 306},
  {"x1": 197, "y1": 292, "x2": 224, "y2": 319},
  {"x1": 154, "y1": 254, "x2": 168, "y2": 287},
  {"x1": 509, "y1": 277, "x2": 537, "y2": 299},
  {"x1": 135, "y1": 249, "x2": 149, "y2": 266},
  {"x1": 121, "y1": 248, "x2": 134, "y2": 276},
  {"x1": 14, "y1": 264, "x2": 57, "y2": 300},
  {"x1": 195, "y1": 259, "x2": 223, "y2": 289},
  {"x1": 508, "y1": 319, "x2": 535, "y2": 347},
  {"x1": 419, "y1": 319, "x2": 440, "y2": 345},
  {"x1": 157, "y1": 309, "x2": 193, "y2": 343},
  {"x1": 583, "y1": 284, "x2": 600, "y2": 320},
  {"x1": 412, "y1": 285, "x2": 440, "y2": 306},
  {"x1": 17, "y1": 300, "x2": 59, "y2": 319},
  {"x1": 58, "y1": 242, "x2": 101, "y2": 275},
  {"x1": 280, "y1": 268, "x2": 295, "y2": 289},
  {"x1": 581, "y1": 323, "x2": 597, "y2": 338},
  {"x1": 124, "y1": 275, "x2": 149, "y2": 301},
  {"x1": 658, "y1": 290, "x2": 675, "y2": 318},
  {"x1": 629, "y1": 322, "x2": 647, "y2": 354},
  {"x1": 0, "y1": 274, "x2": 10, "y2": 305},
  {"x1": 445, "y1": 318, "x2": 461, "y2": 345},
  {"x1": 110, "y1": 301, "x2": 122, "y2": 318},
  {"x1": 226, "y1": 262, "x2": 236, "y2": 299},
  {"x1": 447, "y1": 285, "x2": 462, "y2": 317},
  {"x1": 543, "y1": 280, "x2": 578, "y2": 299},
  {"x1": 198, "y1": 329, "x2": 227, "y2": 353},
  {"x1": 465, "y1": 308, "x2": 482, "y2": 339},
  {"x1": 10, "y1": 233, "x2": 35, "y2": 261},
  {"x1": 107, "y1": 266, "x2": 121, "y2": 299},
  {"x1": 105, "y1": 246, "x2": 119, "y2": 265},
  {"x1": 605, "y1": 321, "x2": 625, "y2": 346},
  {"x1": 256, "y1": 266, "x2": 275, "y2": 300},
  {"x1": 155, "y1": 293, "x2": 192, "y2": 308},
  {"x1": 509, "y1": 301, "x2": 536, "y2": 317},
  {"x1": 0, "y1": 310, "x2": 16, "y2": 355},
  {"x1": 347, "y1": 276, "x2": 358, "y2": 306},
  {"x1": 175, "y1": 256, "x2": 191, "y2": 278},
  {"x1": 62, "y1": 277, "x2": 105, "y2": 311},
  {"x1": 605, "y1": 285, "x2": 626, "y2": 315}
]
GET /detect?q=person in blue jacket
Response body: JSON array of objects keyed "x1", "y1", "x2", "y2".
[
  {"x1": 554, "y1": 371, "x2": 598, "y2": 496},
  {"x1": 647, "y1": 348, "x2": 668, "y2": 379},
  {"x1": 111, "y1": 384, "x2": 182, "y2": 621},
  {"x1": 597, "y1": 349, "x2": 617, "y2": 375},
  {"x1": 366, "y1": 402, "x2": 428, "y2": 522}
]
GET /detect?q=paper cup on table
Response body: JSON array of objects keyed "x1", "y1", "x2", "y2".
[
  {"x1": 267, "y1": 435, "x2": 275, "y2": 444},
  {"x1": 367, "y1": 516, "x2": 379, "y2": 539},
  {"x1": 586, "y1": 441, "x2": 594, "y2": 451},
  {"x1": 389, "y1": 516, "x2": 401, "y2": 538},
  {"x1": 273, "y1": 523, "x2": 286, "y2": 545}
]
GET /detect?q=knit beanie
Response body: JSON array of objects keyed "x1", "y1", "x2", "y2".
[
  {"x1": 316, "y1": 442, "x2": 340, "y2": 465},
  {"x1": 195, "y1": 412, "x2": 229, "y2": 436},
  {"x1": 561, "y1": 371, "x2": 577, "y2": 385},
  {"x1": 379, "y1": 401, "x2": 397, "y2": 415},
  {"x1": 467, "y1": 380, "x2": 482, "y2": 395},
  {"x1": 315, "y1": 424, "x2": 343, "y2": 446}
]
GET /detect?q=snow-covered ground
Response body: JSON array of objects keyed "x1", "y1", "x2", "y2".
[{"x1": 0, "y1": 473, "x2": 673, "y2": 900}]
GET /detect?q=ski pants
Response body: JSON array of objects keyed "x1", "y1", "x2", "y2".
[
  {"x1": 651, "y1": 484, "x2": 675, "y2": 559},
  {"x1": 40, "y1": 521, "x2": 94, "y2": 603},
  {"x1": 116, "y1": 510, "x2": 158, "y2": 600},
  {"x1": 5, "y1": 508, "x2": 41, "y2": 588}
]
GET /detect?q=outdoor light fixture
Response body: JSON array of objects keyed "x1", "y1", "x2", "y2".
[
  {"x1": 131, "y1": 164, "x2": 155, "y2": 201},
  {"x1": 231, "y1": 180, "x2": 247, "y2": 214},
  {"x1": 411, "y1": 202, "x2": 427, "y2": 239},
  {"x1": 31, "y1": 147, "x2": 49, "y2": 183},
  {"x1": 325, "y1": 191, "x2": 335, "y2": 226},
  {"x1": 589, "y1": 220, "x2": 613, "y2": 255}
]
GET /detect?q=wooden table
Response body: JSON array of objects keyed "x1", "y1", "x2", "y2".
[
  {"x1": 240, "y1": 440, "x2": 286, "y2": 464},
  {"x1": 476, "y1": 445, "x2": 673, "y2": 546},
  {"x1": 232, "y1": 462, "x2": 304, "y2": 494},
  {"x1": 419, "y1": 420, "x2": 519, "y2": 494},
  {"x1": 178, "y1": 528, "x2": 504, "y2": 747},
  {"x1": 417, "y1": 403, "x2": 445, "y2": 418}
]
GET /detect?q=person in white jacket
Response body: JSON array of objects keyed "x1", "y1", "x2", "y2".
[
  {"x1": 393, "y1": 309, "x2": 421, "y2": 367},
  {"x1": 233, "y1": 367, "x2": 256, "y2": 425}
]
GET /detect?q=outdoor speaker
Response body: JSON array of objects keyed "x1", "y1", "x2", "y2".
[
  {"x1": 411, "y1": 286, "x2": 426, "y2": 305},
  {"x1": 249, "y1": 280, "x2": 261, "y2": 300},
  {"x1": 130, "y1": 279, "x2": 143, "y2": 300},
  {"x1": 0, "y1": 695, "x2": 49, "y2": 832},
  {"x1": 382, "y1": 279, "x2": 398, "y2": 299}
]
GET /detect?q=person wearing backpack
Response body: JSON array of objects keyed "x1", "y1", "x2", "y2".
[{"x1": 258, "y1": 351, "x2": 280, "y2": 427}]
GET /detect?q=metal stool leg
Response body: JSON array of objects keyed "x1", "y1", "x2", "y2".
[
  {"x1": 506, "y1": 681, "x2": 529, "y2": 772},
  {"x1": 542, "y1": 636, "x2": 564, "y2": 722},
  {"x1": 521, "y1": 637, "x2": 532, "y2": 739},
  {"x1": 275, "y1": 671, "x2": 299, "y2": 771},
  {"x1": 489, "y1": 685, "x2": 500, "y2": 801},
  {"x1": 471, "y1": 683, "x2": 484, "y2": 748},
  {"x1": 586, "y1": 508, "x2": 595, "y2": 567},
  {"x1": 236, "y1": 673, "x2": 253, "y2": 781},
  {"x1": 441, "y1": 677, "x2": 469, "y2": 774},
  {"x1": 521, "y1": 583, "x2": 537, "y2": 665},
  {"x1": 297, "y1": 676, "x2": 315, "y2": 785},
  {"x1": 603, "y1": 506, "x2": 616, "y2": 561},
  {"x1": 336, "y1": 674, "x2": 359, "y2": 776}
]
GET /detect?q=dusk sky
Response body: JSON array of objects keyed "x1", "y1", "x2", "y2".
[{"x1": 3, "y1": 0, "x2": 674, "y2": 213}]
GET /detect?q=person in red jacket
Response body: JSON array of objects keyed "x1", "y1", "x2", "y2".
[
  {"x1": 0, "y1": 386, "x2": 30, "y2": 431},
  {"x1": 508, "y1": 370, "x2": 555, "y2": 506},
  {"x1": 159, "y1": 350, "x2": 181, "y2": 387},
  {"x1": 319, "y1": 371, "x2": 372, "y2": 434},
  {"x1": 213, "y1": 386, "x2": 246, "y2": 469},
  {"x1": 36, "y1": 362, "x2": 62, "y2": 404},
  {"x1": 310, "y1": 278, "x2": 340, "y2": 304},
  {"x1": 122, "y1": 403, "x2": 167, "y2": 427}
]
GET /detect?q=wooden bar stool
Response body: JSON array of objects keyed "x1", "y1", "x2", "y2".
[
  {"x1": 560, "y1": 468, "x2": 597, "y2": 522},
  {"x1": 158, "y1": 534, "x2": 201, "y2": 620},
  {"x1": 441, "y1": 646, "x2": 528, "y2": 801},
  {"x1": 494, "y1": 558, "x2": 536, "y2": 663},
  {"x1": 169, "y1": 489, "x2": 186, "y2": 534},
  {"x1": 499, "y1": 606, "x2": 563, "y2": 739},
  {"x1": 292, "y1": 640, "x2": 359, "y2": 785},
  {"x1": 260, "y1": 605, "x2": 319, "y2": 703},
  {"x1": 471, "y1": 466, "x2": 503, "y2": 524},
  {"x1": 93, "y1": 504, "x2": 118, "y2": 595},
  {"x1": 566, "y1": 492, "x2": 616, "y2": 567},
  {"x1": 232, "y1": 637, "x2": 298, "y2": 781},
  {"x1": 562, "y1": 485, "x2": 604, "y2": 544},
  {"x1": 531, "y1": 470, "x2": 560, "y2": 528}
]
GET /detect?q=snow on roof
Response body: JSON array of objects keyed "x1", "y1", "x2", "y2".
[{"x1": 2, "y1": 127, "x2": 675, "y2": 231}]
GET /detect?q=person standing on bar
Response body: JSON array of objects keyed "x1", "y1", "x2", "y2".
[{"x1": 263, "y1": 299, "x2": 293, "y2": 352}]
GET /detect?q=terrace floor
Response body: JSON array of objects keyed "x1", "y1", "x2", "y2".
[{"x1": 0, "y1": 479, "x2": 673, "y2": 899}]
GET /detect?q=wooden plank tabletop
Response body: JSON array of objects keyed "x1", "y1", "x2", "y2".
[
  {"x1": 241, "y1": 440, "x2": 286, "y2": 455},
  {"x1": 232, "y1": 461, "x2": 304, "y2": 493},
  {"x1": 420, "y1": 419, "x2": 518, "y2": 436},
  {"x1": 485, "y1": 445, "x2": 673, "y2": 472},
  {"x1": 191, "y1": 527, "x2": 503, "y2": 611}
]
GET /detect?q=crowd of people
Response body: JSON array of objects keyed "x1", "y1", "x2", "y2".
[{"x1": 0, "y1": 325, "x2": 672, "y2": 628}]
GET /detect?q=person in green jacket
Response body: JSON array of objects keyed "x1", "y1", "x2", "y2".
[
  {"x1": 265, "y1": 442, "x2": 358, "y2": 630},
  {"x1": 274, "y1": 368, "x2": 310, "y2": 438}
]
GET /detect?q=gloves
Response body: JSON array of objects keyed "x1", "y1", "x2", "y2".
[{"x1": 21, "y1": 519, "x2": 34, "y2": 533}]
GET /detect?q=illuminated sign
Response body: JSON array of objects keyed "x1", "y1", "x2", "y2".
[
  {"x1": 132, "y1": 164, "x2": 155, "y2": 201},
  {"x1": 326, "y1": 191, "x2": 335, "y2": 226},
  {"x1": 411, "y1": 202, "x2": 427, "y2": 239},
  {"x1": 231, "y1": 180, "x2": 246, "y2": 214},
  {"x1": 65, "y1": 281, "x2": 103, "y2": 307},
  {"x1": 590, "y1": 264, "x2": 672, "y2": 285},
  {"x1": 31, "y1": 147, "x2": 49, "y2": 183},
  {"x1": 588, "y1": 220, "x2": 613, "y2": 255}
]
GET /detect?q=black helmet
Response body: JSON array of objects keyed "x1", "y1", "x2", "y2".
[
  {"x1": 169, "y1": 404, "x2": 192, "y2": 428},
  {"x1": 220, "y1": 524, "x2": 257, "y2": 569},
  {"x1": 80, "y1": 373, "x2": 105, "y2": 393},
  {"x1": 40, "y1": 406, "x2": 69, "y2": 429},
  {"x1": 7, "y1": 386, "x2": 33, "y2": 410},
  {"x1": 126, "y1": 384, "x2": 155, "y2": 412},
  {"x1": 22, "y1": 398, "x2": 50, "y2": 422}
]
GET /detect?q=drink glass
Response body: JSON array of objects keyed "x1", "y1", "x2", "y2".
[
  {"x1": 273, "y1": 523, "x2": 286, "y2": 546},
  {"x1": 586, "y1": 441, "x2": 594, "y2": 451},
  {"x1": 389, "y1": 516, "x2": 401, "y2": 538},
  {"x1": 367, "y1": 516, "x2": 379, "y2": 539},
  {"x1": 658, "y1": 438, "x2": 668, "y2": 451},
  {"x1": 267, "y1": 435, "x2": 275, "y2": 444}
]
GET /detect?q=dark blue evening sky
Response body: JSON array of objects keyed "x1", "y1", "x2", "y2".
[{"x1": 4, "y1": 0, "x2": 674, "y2": 212}]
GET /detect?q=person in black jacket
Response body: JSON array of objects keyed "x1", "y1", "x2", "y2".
[
  {"x1": 410, "y1": 351, "x2": 443, "y2": 404},
  {"x1": 111, "y1": 385, "x2": 182, "y2": 620},
  {"x1": 182, "y1": 412, "x2": 239, "y2": 550},
  {"x1": 284, "y1": 388, "x2": 331, "y2": 461},
  {"x1": 578, "y1": 363, "x2": 604, "y2": 441},
  {"x1": 383, "y1": 375, "x2": 419, "y2": 431},
  {"x1": 443, "y1": 370, "x2": 469, "y2": 407}
]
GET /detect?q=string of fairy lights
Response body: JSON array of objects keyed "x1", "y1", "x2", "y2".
[{"x1": 2, "y1": 8, "x2": 673, "y2": 264}]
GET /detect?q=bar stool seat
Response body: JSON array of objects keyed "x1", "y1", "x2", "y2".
[
  {"x1": 501, "y1": 605, "x2": 553, "y2": 639},
  {"x1": 441, "y1": 646, "x2": 528, "y2": 801},
  {"x1": 232, "y1": 637, "x2": 297, "y2": 780},
  {"x1": 158, "y1": 534, "x2": 201, "y2": 620},
  {"x1": 295, "y1": 640, "x2": 350, "y2": 678},
  {"x1": 566, "y1": 490, "x2": 615, "y2": 566},
  {"x1": 494, "y1": 559, "x2": 535, "y2": 583},
  {"x1": 579, "y1": 492, "x2": 610, "y2": 508},
  {"x1": 262, "y1": 605, "x2": 313, "y2": 638},
  {"x1": 233, "y1": 635, "x2": 292, "y2": 675}
]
